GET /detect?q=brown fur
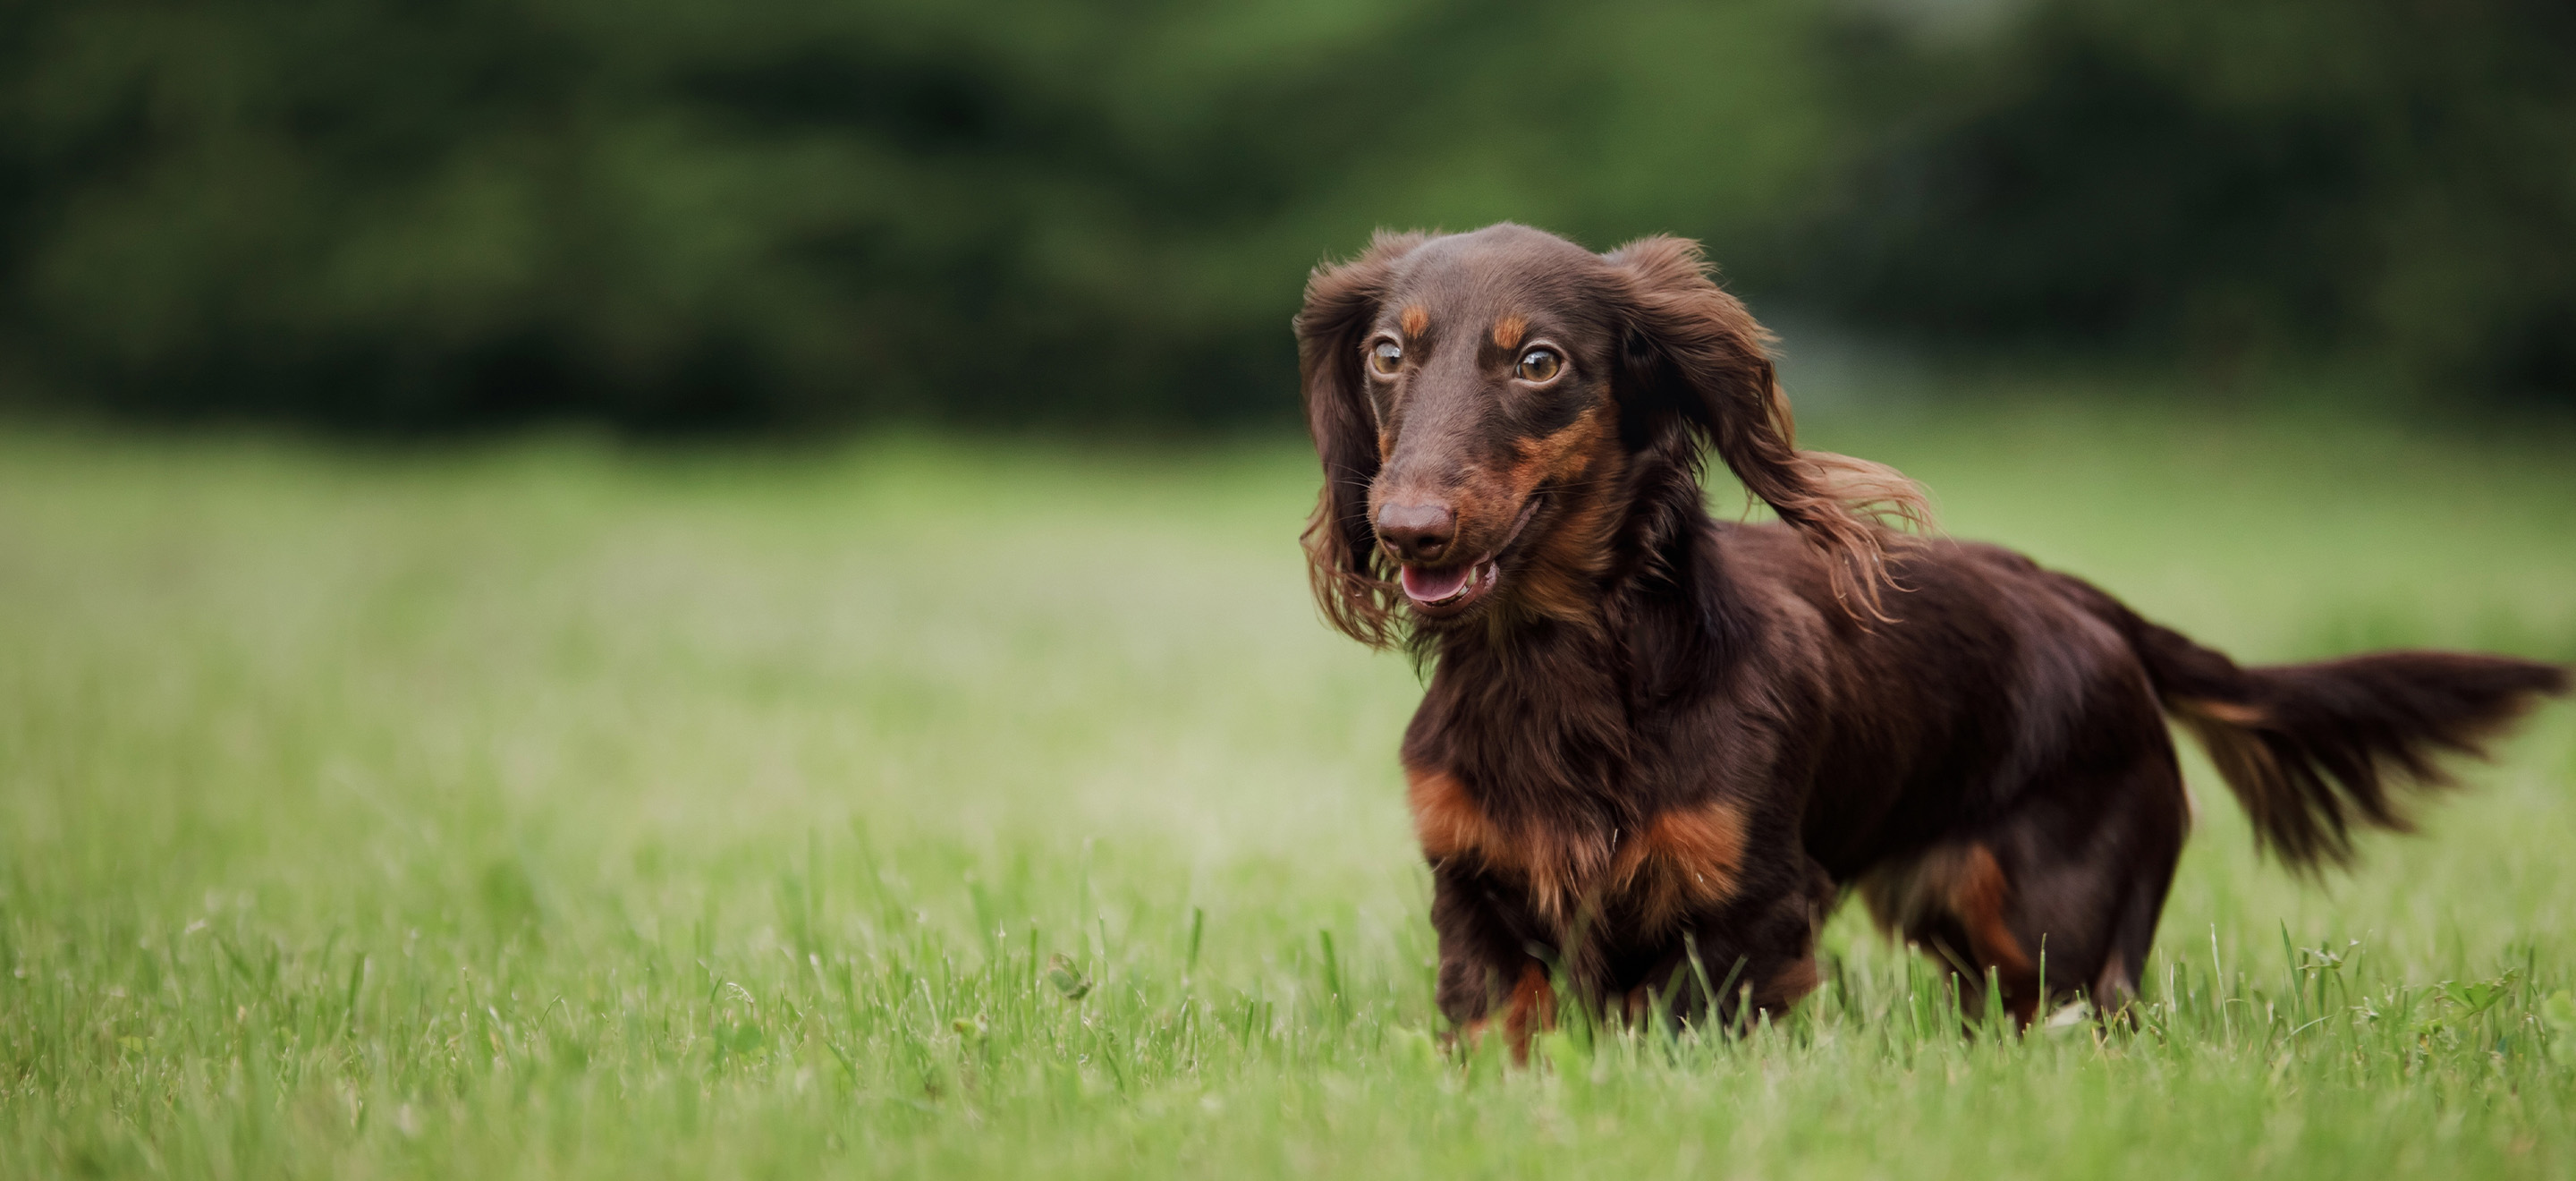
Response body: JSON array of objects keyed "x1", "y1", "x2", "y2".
[
  {"x1": 1409, "y1": 765, "x2": 1607, "y2": 929},
  {"x1": 1945, "y1": 845, "x2": 2040, "y2": 1023},
  {"x1": 1504, "y1": 407, "x2": 1622, "y2": 628},
  {"x1": 1503, "y1": 964, "x2": 1558, "y2": 1061},
  {"x1": 1602, "y1": 235, "x2": 1930, "y2": 622},
  {"x1": 1759, "y1": 954, "x2": 1822, "y2": 1012},
  {"x1": 1300, "y1": 223, "x2": 2570, "y2": 1036},
  {"x1": 1492, "y1": 314, "x2": 1529, "y2": 350},
  {"x1": 1613, "y1": 799, "x2": 1750, "y2": 933},
  {"x1": 1950, "y1": 847, "x2": 2033, "y2": 978},
  {"x1": 1413, "y1": 765, "x2": 1746, "y2": 936},
  {"x1": 1857, "y1": 840, "x2": 2038, "y2": 1021},
  {"x1": 1462, "y1": 964, "x2": 1559, "y2": 1062}
]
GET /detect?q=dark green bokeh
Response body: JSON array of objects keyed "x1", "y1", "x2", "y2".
[
  {"x1": 1807, "y1": 0, "x2": 2576, "y2": 404},
  {"x1": 1, "y1": 0, "x2": 2569, "y2": 429}
]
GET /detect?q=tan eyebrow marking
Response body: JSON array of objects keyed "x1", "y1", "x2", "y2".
[
  {"x1": 1492, "y1": 315, "x2": 1528, "y2": 350},
  {"x1": 1399, "y1": 304, "x2": 1429, "y2": 337}
]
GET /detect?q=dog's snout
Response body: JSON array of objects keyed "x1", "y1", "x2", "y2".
[{"x1": 1375, "y1": 501, "x2": 1458, "y2": 564}]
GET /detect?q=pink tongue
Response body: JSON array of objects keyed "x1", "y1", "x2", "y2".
[{"x1": 1401, "y1": 564, "x2": 1472, "y2": 603}]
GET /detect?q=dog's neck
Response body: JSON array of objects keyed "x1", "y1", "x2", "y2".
[{"x1": 1403, "y1": 457, "x2": 1741, "y2": 825}]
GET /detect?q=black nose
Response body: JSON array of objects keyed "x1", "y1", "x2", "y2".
[{"x1": 1375, "y1": 501, "x2": 1457, "y2": 564}]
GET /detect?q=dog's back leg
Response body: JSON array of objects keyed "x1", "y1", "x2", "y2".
[
  {"x1": 1862, "y1": 746, "x2": 2190, "y2": 1025},
  {"x1": 1994, "y1": 747, "x2": 2190, "y2": 1020}
]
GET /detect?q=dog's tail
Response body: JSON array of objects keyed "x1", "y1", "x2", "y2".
[{"x1": 2061, "y1": 576, "x2": 2568, "y2": 870}]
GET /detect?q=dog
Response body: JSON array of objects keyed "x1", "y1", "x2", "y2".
[{"x1": 1295, "y1": 223, "x2": 2568, "y2": 1049}]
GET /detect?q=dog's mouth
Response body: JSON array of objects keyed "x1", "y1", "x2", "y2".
[
  {"x1": 1394, "y1": 496, "x2": 1543, "y2": 616},
  {"x1": 1399, "y1": 558, "x2": 1497, "y2": 609}
]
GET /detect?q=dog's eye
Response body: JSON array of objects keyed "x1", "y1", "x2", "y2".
[
  {"x1": 1515, "y1": 347, "x2": 1563, "y2": 383},
  {"x1": 1368, "y1": 340, "x2": 1403, "y2": 377}
]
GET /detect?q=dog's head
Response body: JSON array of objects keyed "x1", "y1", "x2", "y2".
[{"x1": 1298, "y1": 223, "x2": 1925, "y2": 647}]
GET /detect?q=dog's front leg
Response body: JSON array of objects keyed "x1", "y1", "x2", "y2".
[
  {"x1": 1625, "y1": 883, "x2": 1828, "y2": 1031},
  {"x1": 1428, "y1": 862, "x2": 1555, "y2": 1059}
]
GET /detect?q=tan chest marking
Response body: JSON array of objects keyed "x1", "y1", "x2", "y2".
[{"x1": 1408, "y1": 767, "x2": 1746, "y2": 932}]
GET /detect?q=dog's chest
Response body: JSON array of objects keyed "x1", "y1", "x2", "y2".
[{"x1": 1405, "y1": 765, "x2": 1746, "y2": 935}]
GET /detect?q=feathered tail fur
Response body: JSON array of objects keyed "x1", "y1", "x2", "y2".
[{"x1": 2064, "y1": 576, "x2": 2568, "y2": 868}]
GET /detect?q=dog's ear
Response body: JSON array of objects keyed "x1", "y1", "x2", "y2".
[
  {"x1": 1606, "y1": 235, "x2": 1930, "y2": 621},
  {"x1": 1297, "y1": 230, "x2": 1424, "y2": 648}
]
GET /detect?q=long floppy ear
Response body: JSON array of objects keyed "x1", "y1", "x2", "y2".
[
  {"x1": 1607, "y1": 235, "x2": 1931, "y2": 621},
  {"x1": 1297, "y1": 230, "x2": 1425, "y2": 648}
]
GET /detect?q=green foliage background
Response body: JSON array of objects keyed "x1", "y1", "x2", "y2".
[
  {"x1": 2, "y1": 0, "x2": 2572, "y2": 428},
  {"x1": 1813, "y1": 0, "x2": 2576, "y2": 401}
]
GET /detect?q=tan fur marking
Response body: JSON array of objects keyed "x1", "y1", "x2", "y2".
[
  {"x1": 1504, "y1": 406, "x2": 1606, "y2": 495},
  {"x1": 1399, "y1": 304, "x2": 1428, "y2": 337},
  {"x1": 1504, "y1": 406, "x2": 1623, "y2": 627},
  {"x1": 1758, "y1": 954, "x2": 1822, "y2": 1010},
  {"x1": 1948, "y1": 844, "x2": 2033, "y2": 977},
  {"x1": 1513, "y1": 491, "x2": 1619, "y2": 627},
  {"x1": 1411, "y1": 767, "x2": 1745, "y2": 935},
  {"x1": 1502, "y1": 963, "x2": 1555, "y2": 1063},
  {"x1": 1611, "y1": 797, "x2": 1749, "y2": 933},
  {"x1": 1408, "y1": 767, "x2": 1607, "y2": 930},
  {"x1": 1407, "y1": 768, "x2": 1496, "y2": 862},
  {"x1": 2177, "y1": 698, "x2": 2268, "y2": 726},
  {"x1": 2172, "y1": 701, "x2": 2290, "y2": 845},
  {"x1": 1947, "y1": 844, "x2": 2040, "y2": 1024},
  {"x1": 1491, "y1": 314, "x2": 1528, "y2": 350},
  {"x1": 1859, "y1": 841, "x2": 2042, "y2": 1024}
]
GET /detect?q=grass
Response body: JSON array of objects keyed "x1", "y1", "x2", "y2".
[{"x1": 2, "y1": 397, "x2": 2573, "y2": 1179}]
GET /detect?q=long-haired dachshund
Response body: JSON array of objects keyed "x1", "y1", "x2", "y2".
[{"x1": 1296, "y1": 223, "x2": 2567, "y2": 1048}]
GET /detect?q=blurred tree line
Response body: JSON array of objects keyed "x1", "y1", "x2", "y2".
[{"x1": 0, "y1": 0, "x2": 2569, "y2": 430}]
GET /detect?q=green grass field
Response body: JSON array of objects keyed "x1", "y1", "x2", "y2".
[{"x1": 3, "y1": 399, "x2": 2573, "y2": 1179}]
